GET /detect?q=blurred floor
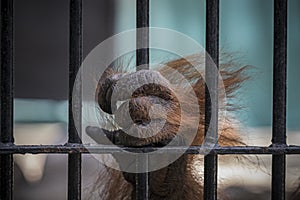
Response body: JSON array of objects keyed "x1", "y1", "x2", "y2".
[
  {"x1": 13, "y1": 125, "x2": 300, "y2": 199},
  {"x1": 220, "y1": 127, "x2": 300, "y2": 199},
  {"x1": 14, "y1": 154, "x2": 68, "y2": 200}
]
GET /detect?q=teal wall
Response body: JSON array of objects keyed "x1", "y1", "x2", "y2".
[{"x1": 114, "y1": 0, "x2": 300, "y2": 129}]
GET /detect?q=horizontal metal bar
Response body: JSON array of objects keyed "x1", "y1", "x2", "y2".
[{"x1": 0, "y1": 144, "x2": 299, "y2": 155}]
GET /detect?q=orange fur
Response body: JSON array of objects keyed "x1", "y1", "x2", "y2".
[{"x1": 86, "y1": 54, "x2": 248, "y2": 200}]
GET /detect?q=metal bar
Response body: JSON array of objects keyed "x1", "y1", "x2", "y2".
[
  {"x1": 136, "y1": 0, "x2": 150, "y2": 199},
  {"x1": 204, "y1": 0, "x2": 219, "y2": 200},
  {"x1": 272, "y1": 0, "x2": 287, "y2": 146},
  {"x1": 272, "y1": 155, "x2": 286, "y2": 199},
  {"x1": 0, "y1": 0, "x2": 14, "y2": 199},
  {"x1": 136, "y1": 0, "x2": 149, "y2": 70},
  {"x1": 68, "y1": 0, "x2": 82, "y2": 199},
  {"x1": 1, "y1": 145, "x2": 300, "y2": 155},
  {"x1": 135, "y1": 153, "x2": 149, "y2": 200},
  {"x1": 272, "y1": 0, "x2": 287, "y2": 199}
]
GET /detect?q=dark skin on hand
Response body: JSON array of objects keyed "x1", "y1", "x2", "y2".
[{"x1": 85, "y1": 54, "x2": 252, "y2": 200}]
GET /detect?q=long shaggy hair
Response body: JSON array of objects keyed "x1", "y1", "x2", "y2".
[{"x1": 84, "y1": 54, "x2": 249, "y2": 200}]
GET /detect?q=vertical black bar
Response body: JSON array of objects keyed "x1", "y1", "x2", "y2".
[
  {"x1": 204, "y1": 0, "x2": 219, "y2": 200},
  {"x1": 135, "y1": 154, "x2": 149, "y2": 200},
  {"x1": 136, "y1": 0, "x2": 149, "y2": 69},
  {"x1": 272, "y1": 0, "x2": 287, "y2": 199},
  {"x1": 136, "y1": 0, "x2": 149, "y2": 199},
  {"x1": 0, "y1": 0, "x2": 14, "y2": 199},
  {"x1": 68, "y1": 0, "x2": 82, "y2": 200}
]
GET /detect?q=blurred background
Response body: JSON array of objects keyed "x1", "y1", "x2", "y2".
[{"x1": 10, "y1": 0, "x2": 300, "y2": 199}]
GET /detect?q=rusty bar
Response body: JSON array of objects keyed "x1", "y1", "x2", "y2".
[
  {"x1": 204, "y1": 0, "x2": 219, "y2": 200},
  {"x1": 0, "y1": 0, "x2": 15, "y2": 199},
  {"x1": 272, "y1": 0, "x2": 287, "y2": 199},
  {"x1": 0, "y1": 144, "x2": 300, "y2": 155},
  {"x1": 68, "y1": 0, "x2": 82, "y2": 199}
]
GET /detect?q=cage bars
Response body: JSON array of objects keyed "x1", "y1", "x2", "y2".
[
  {"x1": 1, "y1": 145, "x2": 300, "y2": 155},
  {"x1": 272, "y1": 0, "x2": 287, "y2": 199},
  {"x1": 135, "y1": 0, "x2": 150, "y2": 199},
  {"x1": 0, "y1": 0, "x2": 298, "y2": 200},
  {"x1": 204, "y1": 0, "x2": 219, "y2": 199},
  {"x1": 68, "y1": 0, "x2": 83, "y2": 199},
  {"x1": 0, "y1": 0, "x2": 14, "y2": 199},
  {"x1": 136, "y1": 0, "x2": 149, "y2": 69}
]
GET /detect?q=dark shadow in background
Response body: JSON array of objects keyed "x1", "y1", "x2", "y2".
[
  {"x1": 10, "y1": 1, "x2": 115, "y2": 199},
  {"x1": 14, "y1": 0, "x2": 115, "y2": 100}
]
